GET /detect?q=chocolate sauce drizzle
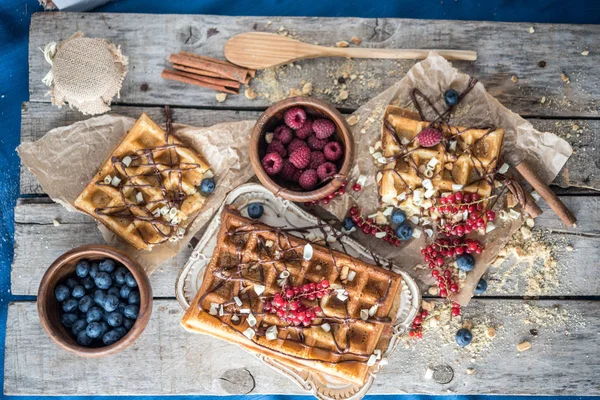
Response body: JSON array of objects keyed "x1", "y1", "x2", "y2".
[
  {"x1": 199, "y1": 213, "x2": 398, "y2": 365},
  {"x1": 94, "y1": 106, "x2": 207, "y2": 247}
]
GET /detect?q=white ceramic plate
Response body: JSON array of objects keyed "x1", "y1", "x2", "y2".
[{"x1": 176, "y1": 183, "x2": 421, "y2": 400}]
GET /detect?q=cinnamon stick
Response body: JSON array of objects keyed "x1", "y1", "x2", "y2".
[
  {"x1": 169, "y1": 54, "x2": 249, "y2": 83},
  {"x1": 179, "y1": 51, "x2": 256, "y2": 77},
  {"x1": 172, "y1": 64, "x2": 224, "y2": 78},
  {"x1": 161, "y1": 69, "x2": 239, "y2": 94},
  {"x1": 515, "y1": 160, "x2": 576, "y2": 227}
]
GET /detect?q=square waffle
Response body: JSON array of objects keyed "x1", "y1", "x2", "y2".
[
  {"x1": 74, "y1": 113, "x2": 211, "y2": 251},
  {"x1": 380, "y1": 106, "x2": 504, "y2": 204},
  {"x1": 181, "y1": 207, "x2": 404, "y2": 385}
]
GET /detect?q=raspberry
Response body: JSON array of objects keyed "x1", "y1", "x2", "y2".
[
  {"x1": 284, "y1": 107, "x2": 306, "y2": 129},
  {"x1": 295, "y1": 118, "x2": 313, "y2": 139},
  {"x1": 279, "y1": 159, "x2": 300, "y2": 182},
  {"x1": 317, "y1": 162, "x2": 338, "y2": 181},
  {"x1": 289, "y1": 146, "x2": 311, "y2": 169},
  {"x1": 298, "y1": 169, "x2": 318, "y2": 190},
  {"x1": 323, "y1": 141, "x2": 343, "y2": 161},
  {"x1": 417, "y1": 127, "x2": 443, "y2": 147},
  {"x1": 273, "y1": 125, "x2": 293, "y2": 144},
  {"x1": 309, "y1": 151, "x2": 326, "y2": 169},
  {"x1": 307, "y1": 134, "x2": 328, "y2": 150},
  {"x1": 312, "y1": 118, "x2": 335, "y2": 139},
  {"x1": 261, "y1": 152, "x2": 283, "y2": 175},
  {"x1": 266, "y1": 139, "x2": 287, "y2": 158},
  {"x1": 287, "y1": 138, "x2": 308, "y2": 154}
]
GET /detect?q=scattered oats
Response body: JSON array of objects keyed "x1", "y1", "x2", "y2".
[
  {"x1": 52, "y1": 219, "x2": 61, "y2": 227},
  {"x1": 517, "y1": 341, "x2": 531, "y2": 352},
  {"x1": 338, "y1": 90, "x2": 349, "y2": 101},
  {"x1": 540, "y1": 96, "x2": 546, "y2": 104},
  {"x1": 265, "y1": 20, "x2": 272, "y2": 27},
  {"x1": 566, "y1": 245, "x2": 573, "y2": 252},
  {"x1": 422, "y1": 300, "x2": 435, "y2": 311},
  {"x1": 511, "y1": 75, "x2": 518, "y2": 83},
  {"x1": 302, "y1": 82, "x2": 313, "y2": 95},
  {"x1": 288, "y1": 88, "x2": 302, "y2": 97},
  {"x1": 466, "y1": 368, "x2": 476, "y2": 375},
  {"x1": 347, "y1": 115, "x2": 358, "y2": 126},
  {"x1": 428, "y1": 286, "x2": 439, "y2": 296},
  {"x1": 485, "y1": 326, "x2": 496, "y2": 339},
  {"x1": 244, "y1": 87, "x2": 257, "y2": 100},
  {"x1": 581, "y1": 50, "x2": 589, "y2": 56},
  {"x1": 525, "y1": 218, "x2": 535, "y2": 228},
  {"x1": 520, "y1": 226, "x2": 532, "y2": 240},
  {"x1": 529, "y1": 26, "x2": 535, "y2": 34},
  {"x1": 336, "y1": 41, "x2": 349, "y2": 48},
  {"x1": 351, "y1": 36, "x2": 361, "y2": 45},
  {"x1": 216, "y1": 93, "x2": 227, "y2": 102}
]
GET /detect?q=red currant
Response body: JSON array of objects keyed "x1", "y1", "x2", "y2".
[{"x1": 353, "y1": 183, "x2": 362, "y2": 191}]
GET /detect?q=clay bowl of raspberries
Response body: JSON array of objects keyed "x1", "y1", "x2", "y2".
[
  {"x1": 250, "y1": 97, "x2": 354, "y2": 202},
  {"x1": 37, "y1": 245, "x2": 152, "y2": 357}
]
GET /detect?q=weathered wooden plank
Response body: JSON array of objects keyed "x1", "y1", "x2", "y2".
[
  {"x1": 29, "y1": 13, "x2": 600, "y2": 118},
  {"x1": 12, "y1": 196, "x2": 600, "y2": 297},
  {"x1": 19, "y1": 102, "x2": 600, "y2": 195},
  {"x1": 5, "y1": 299, "x2": 599, "y2": 395}
]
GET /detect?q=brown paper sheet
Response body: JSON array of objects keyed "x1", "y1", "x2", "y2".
[
  {"x1": 324, "y1": 53, "x2": 572, "y2": 305},
  {"x1": 18, "y1": 114, "x2": 256, "y2": 273}
]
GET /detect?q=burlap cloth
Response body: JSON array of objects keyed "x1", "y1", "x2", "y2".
[{"x1": 42, "y1": 32, "x2": 128, "y2": 115}]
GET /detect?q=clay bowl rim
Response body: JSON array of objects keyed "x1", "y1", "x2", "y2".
[
  {"x1": 37, "y1": 244, "x2": 153, "y2": 357},
  {"x1": 250, "y1": 96, "x2": 355, "y2": 202}
]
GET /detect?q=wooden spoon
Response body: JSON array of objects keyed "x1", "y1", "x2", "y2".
[{"x1": 224, "y1": 32, "x2": 477, "y2": 70}]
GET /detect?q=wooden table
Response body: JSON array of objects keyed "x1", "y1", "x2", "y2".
[{"x1": 5, "y1": 12, "x2": 600, "y2": 396}]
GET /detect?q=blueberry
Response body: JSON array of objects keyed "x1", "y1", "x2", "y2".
[
  {"x1": 395, "y1": 223, "x2": 413, "y2": 240},
  {"x1": 123, "y1": 318, "x2": 135, "y2": 330},
  {"x1": 78, "y1": 295, "x2": 93, "y2": 313},
  {"x1": 71, "y1": 319, "x2": 87, "y2": 335},
  {"x1": 93, "y1": 289, "x2": 106, "y2": 305},
  {"x1": 113, "y1": 267, "x2": 128, "y2": 285},
  {"x1": 102, "y1": 329, "x2": 122, "y2": 346},
  {"x1": 247, "y1": 203, "x2": 264, "y2": 219},
  {"x1": 107, "y1": 287, "x2": 120, "y2": 297},
  {"x1": 457, "y1": 254, "x2": 475, "y2": 272},
  {"x1": 90, "y1": 262, "x2": 99, "y2": 278},
  {"x1": 86, "y1": 322, "x2": 103, "y2": 339},
  {"x1": 71, "y1": 285, "x2": 85, "y2": 299},
  {"x1": 77, "y1": 331, "x2": 93, "y2": 346},
  {"x1": 343, "y1": 217, "x2": 355, "y2": 231},
  {"x1": 95, "y1": 272, "x2": 112, "y2": 289},
  {"x1": 444, "y1": 88, "x2": 459, "y2": 107},
  {"x1": 199, "y1": 177, "x2": 215, "y2": 196},
  {"x1": 455, "y1": 328, "x2": 473, "y2": 347},
  {"x1": 474, "y1": 278, "x2": 488, "y2": 295},
  {"x1": 86, "y1": 307, "x2": 103, "y2": 323},
  {"x1": 391, "y1": 209, "x2": 406, "y2": 225},
  {"x1": 128, "y1": 291, "x2": 140, "y2": 305},
  {"x1": 120, "y1": 284, "x2": 132, "y2": 299},
  {"x1": 55, "y1": 285, "x2": 70, "y2": 302},
  {"x1": 99, "y1": 259, "x2": 116, "y2": 273},
  {"x1": 81, "y1": 276, "x2": 95, "y2": 290},
  {"x1": 124, "y1": 272, "x2": 137, "y2": 288},
  {"x1": 124, "y1": 305, "x2": 139, "y2": 319},
  {"x1": 61, "y1": 313, "x2": 78, "y2": 328},
  {"x1": 103, "y1": 295, "x2": 120, "y2": 312},
  {"x1": 117, "y1": 302, "x2": 127, "y2": 314},
  {"x1": 76, "y1": 260, "x2": 90, "y2": 278},
  {"x1": 107, "y1": 312, "x2": 123, "y2": 327},
  {"x1": 99, "y1": 321, "x2": 109, "y2": 335},
  {"x1": 62, "y1": 298, "x2": 78, "y2": 313},
  {"x1": 115, "y1": 326, "x2": 127, "y2": 337},
  {"x1": 65, "y1": 278, "x2": 79, "y2": 289}
]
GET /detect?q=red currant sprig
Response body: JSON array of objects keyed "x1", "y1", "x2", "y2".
[
  {"x1": 263, "y1": 280, "x2": 330, "y2": 326},
  {"x1": 436, "y1": 192, "x2": 497, "y2": 237},
  {"x1": 408, "y1": 309, "x2": 427, "y2": 339},
  {"x1": 304, "y1": 181, "x2": 348, "y2": 207},
  {"x1": 349, "y1": 206, "x2": 402, "y2": 246}
]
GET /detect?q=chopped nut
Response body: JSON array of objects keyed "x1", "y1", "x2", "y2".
[
  {"x1": 485, "y1": 327, "x2": 496, "y2": 339},
  {"x1": 428, "y1": 286, "x2": 439, "y2": 296},
  {"x1": 351, "y1": 36, "x2": 362, "y2": 45},
  {"x1": 215, "y1": 93, "x2": 227, "y2": 102},
  {"x1": 338, "y1": 90, "x2": 349, "y2": 101},
  {"x1": 52, "y1": 219, "x2": 61, "y2": 227},
  {"x1": 540, "y1": 96, "x2": 546, "y2": 104},
  {"x1": 421, "y1": 300, "x2": 435, "y2": 311},
  {"x1": 302, "y1": 82, "x2": 313, "y2": 95},
  {"x1": 288, "y1": 88, "x2": 302, "y2": 97},
  {"x1": 466, "y1": 368, "x2": 476, "y2": 375},
  {"x1": 520, "y1": 227, "x2": 532, "y2": 240},
  {"x1": 346, "y1": 115, "x2": 359, "y2": 126},
  {"x1": 561, "y1": 73, "x2": 570, "y2": 84},
  {"x1": 336, "y1": 40, "x2": 349, "y2": 48},
  {"x1": 566, "y1": 245, "x2": 574, "y2": 252},
  {"x1": 511, "y1": 75, "x2": 518, "y2": 83},
  {"x1": 517, "y1": 341, "x2": 531, "y2": 352},
  {"x1": 581, "y1": 50, "x2": 589, "y2": 56},
  {"x1": 526, "y1": 218, "x2": 535, "y2": 228},
  {"x1": 462, "y1": 321, "x2": 473, "y2": 330},
  {"x1": 244, "y1": 87, "x2": 257, "y2": 100},
  {"x1": 529, "y1": 26, "x2": 535, "y2": 34}
]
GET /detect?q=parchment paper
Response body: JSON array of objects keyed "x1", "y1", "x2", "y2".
[
  {"x1": 325, "y1": 53, "x2": 572, "y2": 305},
  {"x1": 18, "y1": 115, "x2": 256, "y2": 273}
]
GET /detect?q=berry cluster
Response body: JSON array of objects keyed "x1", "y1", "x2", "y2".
[
  {"x1": 436, "y1": 192, "x2": 496, "y2": 236},
  {"x1": 304, "y1": 180, "x2": 348, "y2": 207},
  {"x1": 260, "y1": 107, "x2": 344, "y2": 191},
  {"x1": 263, "y1": 280, "x2": 330, "y2": 326},
  {"x1": 408, "y1": 309, "x2": 427, "y2": 338},
  {"x1": 346, "y1": 206, "x2": 406, "y2": 246}
]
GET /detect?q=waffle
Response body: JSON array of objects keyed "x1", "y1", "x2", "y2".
[
  {"x1": 74, "y1": 113, "x2": 211, "y2": 251},
  {"x1": 380, "y1": 106, "x2": 504, "y2": 205},
  {"x1": 181, "y1": 207, "x2": 403, "y2": 386}
]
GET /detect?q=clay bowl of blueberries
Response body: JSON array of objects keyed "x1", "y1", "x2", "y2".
[
  {"x1": 37, "y1": 245, "x2": 152, "y2": 357},
  {"x1": 250, "y1": 96, "x2": 354, "y2": 203}
]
